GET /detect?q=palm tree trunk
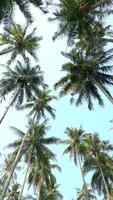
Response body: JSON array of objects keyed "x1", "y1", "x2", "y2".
[
  {"x1": 77, "y1": 155, "x2": 89, "y2": 200},
  {"x1": 96, "y1": 82, "x2": 113, "y2": 104},
  {"x1": 0, "y1": 108, "x2": 37, "y2": 200},
  {"x1": 0, "y1": 47, "x2": 16, "y2": 55},
  {"x1": 0, "y1": 132, "x2": 29, "y2": 200},
  {"x1": 0, "y1": 85, "x2": 21, "y2": 124},
  {"x1": 18, "y1": 154, "x2": 31, "y2": 200},
  {"x1": 95, "y1": 152, "x2": 110, "y2": 200}
]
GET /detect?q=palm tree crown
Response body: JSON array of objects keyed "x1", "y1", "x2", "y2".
[
  {"x1": 0, "y1": 58, "x2": 44, "y2": 109},
  {"x1": 0, "y1": 22, "x2": 42, "y2": 64},
  {"x1": 7, "y1": 120, "x2": 60, "y2": 198},
  {"x1": 21, "y1": 88, "x2": 57, "y2": 121},
  {"x1": 50, "y1": 0, "x2": 112, "y2": 44},
  {"x1": 55, "y1": 48, "x2": 113, "y2": 110}
]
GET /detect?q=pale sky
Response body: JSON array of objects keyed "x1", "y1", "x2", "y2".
[{"x1": 0, "y1": 4, "x2": 113, "y2": 200}]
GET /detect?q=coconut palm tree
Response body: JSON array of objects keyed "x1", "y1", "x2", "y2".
[
  {"x1": 21, "y1": 88, "x2": 57, "y2": 121},
  {"x1": 39, "y1": 183, "x2": 63, "y2": 200},
  {"x1": 83, "y1": 133, "x2": 113, "y2": 199},
  {"x1": 76, "y1": 185, "x2": 97, "y2": 200},
  {"x1": 0, "y1": 0, "x2": 47, "y2": 24},
  {"x1": 1, "y1": 120, "x2": 60, "y2": 200},
  {"x1": 84, "y1": 158, "x2": 113, "y2": 199},
  {"x1": 50, "y1": 0, "x2": 112, "y2": 44},
  {"x1": 0, "y1": 58, "x2": 44, "y2": 124},
  {"x1": 28, "y1": 161, "x2": 61, "y2": 199},
  {"x1": 55, "y1": 48, "x2": 113, "y2": 110},
  {"x1": 63, "y1": 126, "x2": 89, "y2": 200},
  {"x1": 0, "y1": 21, "x2": 42, "y2": 64}
]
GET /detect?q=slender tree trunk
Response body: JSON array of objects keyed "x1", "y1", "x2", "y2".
[
  {"x1": 0, "y1": 85, "x2": 21, "y2": 124},
  {"x1": 18, "y1": 154, "x2": 31, "y2": 200},
  {"x1": 0, "y1": 132, "x2": 28, "y2": 200},
  {"x1": 96, "y1": 82, "x2": 113, "y2": 104},
  {"x1": 77, "y1": 154, "x2": 89, "y2": 200},
  {"x1": 95, "y1": 152, "x2": 110, "y2": 200},
  {"x1": 0, "y1": 47, "x2": 16, "y2": 55},
  {"x1": 0, "y1": 109, "x2": 37, "y2": 200}
]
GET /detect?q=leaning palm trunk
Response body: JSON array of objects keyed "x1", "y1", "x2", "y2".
[
  {"x1": 96, "y1": 82, "x2": 113, "y2": 104},
  {"x1": 77, "y1": 154, "x2": 89, "y2": 200},
  {"x1": 18, "y1": 152, "x2": 32, "y2": 200},
  {"x1": 0, "y1": 114, "x2": 37, "y2": 200},
  {"x1": 0, "y1": 85, "x2": 21, "y2": 124},
  {"x1": 0, "y1": 131, "x2": 29, "y2": 200},
  {"x1": 0, "y1": 47, "x2": 16, "y2": 55},
  {"x1": 95, "y1": 152, "x2": 110, "y2": 200}
]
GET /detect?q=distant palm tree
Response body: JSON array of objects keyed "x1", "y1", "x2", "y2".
[
  {"x1": 76, "y1": 185, "x2": 97, "y2": 200},
  {"x1": 0, "y1": 22, "x2": 42, "y2": 64},
  {"x1": 21, "y1": 89, "x2": 57, "y2": 121},
  {"x1": 1, "y1": 120, "x2": 60, "y2": 200},
  {"x1": 39, "y1": 183, "x2": 63, "y2": 200},
  {"x1": 28, "y1": 161, "x2": 60, "y2": 199},
  {"x1": 83, "y1": 133, "x2": 113, "y2": 199},
  {"x1": 63, "y1": 127, "x2": 89, "y2": 200},
  {"x1": 0, "y1": 58, "x2": 44, "y2": 123},
  {"x1": 55, "y1": 48, "x2": 113, "y2": 110}
]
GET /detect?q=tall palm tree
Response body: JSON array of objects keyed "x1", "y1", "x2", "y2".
[
  {"x1": 76, "y1": 185, "x2": 97, "y2": 200},
  {"x1": 21, "y1": 88, "x2": 57, "y2": 121},
  {"x1": 0, "y1": 0, "x2": 47, "y2": 24},
  {"x1": 0, "y1": 58, "x2": 44, "y2": 124},
  {"x1": 0, "y1": 120, "x2": 60, "y2": 200},
  {"x1": 55, "y1": 48, "x2": 113, "y2": 110},
  {"x1": 0, "y1": 21, "x2": 42, "y2": 64},
  {"x1": 63, "y1": 127, "x2": 89, "y2": 200},
  {"x1": 83, "y1": 133, "x2": 113, "y2": 199}
]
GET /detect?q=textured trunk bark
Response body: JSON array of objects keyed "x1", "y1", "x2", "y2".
[{"x1": 0, "y1": 85, "x2": 21, "y2": 124}]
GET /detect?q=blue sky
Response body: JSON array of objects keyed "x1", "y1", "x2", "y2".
[{"x1": 0, "y1": 4, "x2": 113, "y2": 200}]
